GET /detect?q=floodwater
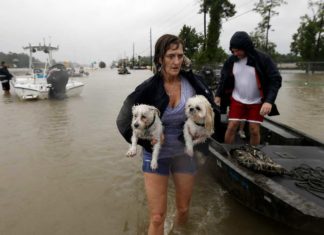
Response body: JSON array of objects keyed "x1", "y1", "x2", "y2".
[
  {"x1": 272, "y1": 72, "x2": 324, "y2": 142},
  {"x1": 0, "y1": 69, "x2": 323, "y2": 235}
]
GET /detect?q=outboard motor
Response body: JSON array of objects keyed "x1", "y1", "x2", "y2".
[{"x1": 47, "y1": 64, "x2": 69, "y2": 99}]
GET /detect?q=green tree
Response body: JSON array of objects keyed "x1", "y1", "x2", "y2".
[
  {"x1": 199, "y1": 0, "x2": 236, "y2": 62},
  {"x1": 250, "y1": 31, "x2": 277, "y2": 55},
  {"x1": 0, "y1": 51, "x2": 41, "y2": 68},
  {"x1": 250, "y1": 0, "x2": 287, "y2": 54},
  {"x1": 178, "y1": 25, "x2": 203, "y2": 59},
  {"x1": 275, "y1": 53, "x2": 301, "y2": 63},
  {"x1": 291, "y1": 0, "x2": 324, "y2": 61}
]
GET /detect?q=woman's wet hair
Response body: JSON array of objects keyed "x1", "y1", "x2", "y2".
[{"x1": 154, "y1": 34, "x2": 184, "y2": 71}]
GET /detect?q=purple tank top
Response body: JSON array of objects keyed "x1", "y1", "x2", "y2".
[{"x1": 143, "y1": 77, "x2": 195, "y2": 159}]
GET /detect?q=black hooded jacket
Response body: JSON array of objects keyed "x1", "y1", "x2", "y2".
[
  {"x1": 0, "y1": 66, "x2": 13, "y2": 82},
  {"x1": 116, "y1": 70, "x2": 221, "y2": 153},
  {"x1": 215, "y1": 31, "x2": 282, "y2": 116}
]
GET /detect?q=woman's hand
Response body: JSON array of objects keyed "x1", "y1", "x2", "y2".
[
  {"x1": 151, "y1": 133, "x2": 165, "y2": 145},
  {"x1": 214, "y1": 96, "x2": 221, "y2": 106}
]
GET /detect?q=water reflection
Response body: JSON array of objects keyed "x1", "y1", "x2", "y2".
[
  {"x1": 1, "y1": 92, "x2": 14, "y2": 104},
  {"x1": 37, "y1": 101, "x2": 71, "y2": 152}
]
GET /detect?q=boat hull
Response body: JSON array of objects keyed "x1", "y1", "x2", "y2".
[
  {"x1": 66, "y1": 82, "x2": 84, "y2": 98},
  {"x1": 206, "y1": 140, "x2": 324, "y2": 234},
  {"x1": 204, "y1": 116, "x2": 324, "y2": 234},
  {"x1": 11, "y1": 79, "x2": 49, "y2": 100},
  {"x1": 11, "y1": 79, "x2": 84, "y2": 100}
]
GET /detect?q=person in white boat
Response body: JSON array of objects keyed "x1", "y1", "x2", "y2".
[{"x1": 0, "y1": 61, "x2": 13, "y2": 94}]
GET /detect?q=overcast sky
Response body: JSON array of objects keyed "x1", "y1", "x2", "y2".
[{"x1": 0, "y1": 0, "x2": 313, "y2": 65}]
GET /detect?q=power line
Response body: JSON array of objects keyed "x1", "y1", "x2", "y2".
[
  {"x1": 134, "y1": 2, "x2": 201, "y2": 56},
  {"x1": 237, "y1": 0, "x2": 256, "y2": 9},
  {"x1": 124, "y1": 1, "x2": 258, "y2": 57},
  {"x1": 151, "y1": 5, "x2": 201, "y2": 36},
  {"x1": 152, "y1": 2, "x2": 199, "y2": 32},
  {"x1": 137, "y1": 12, "x2": 204, "y2": 55},
  {"x1": 133, "y1": 9, "x2": 256, "y2": 57},
  {"x1": 224, "y1": 8, "x2": 255, "y2": 22}
]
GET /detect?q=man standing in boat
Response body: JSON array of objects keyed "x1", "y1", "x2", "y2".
[
  {"x1": 0, "y1": 61, "x2": 13, "y2": 94},
  {"x1": 214, "y1": 31, "x2": 282, "y2": 145}
]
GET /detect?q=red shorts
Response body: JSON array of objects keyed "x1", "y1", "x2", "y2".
[{"x1": 228, "y1": 98, "x2": 264, "y2": 123}]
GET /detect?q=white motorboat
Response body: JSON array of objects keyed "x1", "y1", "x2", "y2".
[
  {"x1": 11, "y1": 43, "x2": 85, "y2": 100},
  {"x1": 12, "y1": 70, "x2": 85, "y2": 100}
]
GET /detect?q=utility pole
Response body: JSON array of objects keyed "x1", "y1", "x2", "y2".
[
  {"x1": 132, "y1": 42, "x2": 135, "y2": 68},
  {"x1": 150, "y1": 28, "x2": 153, "y2": 71},
  {"x1": 203, "y1": 0, "x2": 207, "y2": 51}
]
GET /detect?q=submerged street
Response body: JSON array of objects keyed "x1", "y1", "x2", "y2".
[{"x1": 0, "y1": 69, "x2": 323, "y2": 235}]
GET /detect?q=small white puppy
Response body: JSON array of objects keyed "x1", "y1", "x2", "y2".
[
  {"x1": 183, "y1": 95, "x2": 215, "y2": 157},
  {"x1": 126, "y1": 104, "x2": 163, "y2": 170}
]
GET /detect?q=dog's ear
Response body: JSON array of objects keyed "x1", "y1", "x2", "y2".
[
  {"x1": 205, "y1": 103, "x2": 215, "y2": 134},
  {"x1": 132, "y1": 105, "x2": 137, "y2": 113},
  {"x1": 151, "y1": 107, "x2": 160, "y2": 117}
]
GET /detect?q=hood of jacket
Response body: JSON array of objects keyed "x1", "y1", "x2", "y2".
[{"x1": 229, "y1": 31, "x2": 255, "y2": 54}]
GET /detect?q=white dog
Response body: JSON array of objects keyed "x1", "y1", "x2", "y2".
[
  {"x1": 183, "y1": 95, "x2": 215, "y2": 157},
  {"x1": 126, "y1": 104, "x2": 163, "y2": 170}
]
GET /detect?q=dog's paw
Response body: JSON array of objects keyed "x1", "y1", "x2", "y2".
[
  {"x1": 150, "y1": 160, "x2": 158, "y2": 170},
  {"x1": 185, "y1": 148, "x2": 194, "y2": 157},
  {"x1": 126, "y1": 147, "x2": 137, "y2": 157}
]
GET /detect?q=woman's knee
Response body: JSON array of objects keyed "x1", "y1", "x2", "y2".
[
  {"x1": 151, "y1": 213, "x2": 165, "y2": 227},
  {"x1": 177, "y1": 206, "x2": 189, "y2": 217},
  {"x1": 175, "y1": 206, "x2": 190, "y2": 224}
]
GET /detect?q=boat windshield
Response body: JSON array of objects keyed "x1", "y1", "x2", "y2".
[{"x1": 33, "y1": 68, "x2": 46, "y2": 78}]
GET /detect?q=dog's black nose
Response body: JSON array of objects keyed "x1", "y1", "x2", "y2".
[
  {"x1": 134, "y1": 123, "x2": 139, "y2": 128},
  {"x1": 189, "y1": 108, "x2": 194, "y2": 112}
]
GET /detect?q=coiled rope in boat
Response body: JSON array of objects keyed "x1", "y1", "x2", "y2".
[
  {"x1": 230, "y1": 145, "x2": 324, "y2": 200},
  {"x1": 289, "y1": 164, "x2": 324, "y2": 199}
]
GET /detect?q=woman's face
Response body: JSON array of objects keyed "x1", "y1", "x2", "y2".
[{"x1": 161, "y1": 43, "x2": 184, "y2": 78}]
